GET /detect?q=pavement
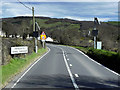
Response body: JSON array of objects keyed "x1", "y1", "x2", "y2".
[{"x1": 3, "y1": 44, "x2": 120, "y2": 90}]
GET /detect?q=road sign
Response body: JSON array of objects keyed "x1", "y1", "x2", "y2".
[
  {"x1": 97, "y1": 41, "x2": 102, "y2": 49},
  {"x1": 33, "y1": 31, "x2": 38, "y2": 38},
  {"x1": 40, "y1": 32, "x2": 46, "y2": 41},
  {"x1": 11, "y1": 46, "x2": 28, "y2": 54},
  {"x1": 92, "y1": 30, "x2": 98, "y2": 36}
]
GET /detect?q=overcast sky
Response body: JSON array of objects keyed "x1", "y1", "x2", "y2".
[{"x1": 1, "y1": 0, "x2": 119, "y2": 21}]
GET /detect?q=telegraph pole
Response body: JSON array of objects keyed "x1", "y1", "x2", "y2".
[
  {"x1": 16, "y1": 1, "x2": 37, "y2": 53},
  {"x1": 32, "y1": 7, "x2": 35, "y2": 32},
  {"x1": 32, "y1": 7, "x2": 37, "y2": 53}
]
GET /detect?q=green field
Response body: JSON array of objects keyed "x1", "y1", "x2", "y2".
[
  {"x1": 1, "y1": 48, "x2": 47, "y2": 87},
  {"x1": 106, "y1": 21, "x2": 120, "y2": 26}
]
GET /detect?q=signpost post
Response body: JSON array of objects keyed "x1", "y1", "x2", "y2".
[
  {"x1": 92, "y1": 17, "x2": 100, "y2": 49},
  {"x1": 33, "y1": 31, "x2": 38, "y2": 53},
  {"x1": 92, "y1": 28, "x2": 98, "y2": 49},
  {"x1": 40, "y1": 32, "x2": 46, "y2": 48}
]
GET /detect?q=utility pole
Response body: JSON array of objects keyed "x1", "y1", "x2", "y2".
[
  {"x1": 32, "y1": 7, "x2": 37, "y2": 53},
  {"x1": 32, "y1": 7, "x2": 35, "y2": 32}
]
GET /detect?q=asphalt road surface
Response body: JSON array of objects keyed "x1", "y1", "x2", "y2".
[{"x1": 4, "y1": 44, "x2": 120, "y2": 89}]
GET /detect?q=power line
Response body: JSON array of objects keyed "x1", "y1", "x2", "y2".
[
  {"x1": 27, "y1": 0, "x2": 33, "y2": 7},
  {"x1": 17, "y1": 0, "x2": 32, "y2": 10}
]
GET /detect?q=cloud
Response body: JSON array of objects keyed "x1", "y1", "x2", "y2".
[
  {"x1": 1, "y1": 2, "x2": 118, "y2": 21},
  {"x1": 0, "y1": 0, "x2": 2, "y2": 16},
  {"x1": 62, "y1": 16, "x2": 111, "y2": 21},
  {"x1": 2, "y1": 0, "x2": 120, "y2": 3},
  {"x1": 16, "y1": 14, "x2": 54, "y2": 17},
  {"x1": 2, "y1": 2, "x2": 31, "y2": 18}
]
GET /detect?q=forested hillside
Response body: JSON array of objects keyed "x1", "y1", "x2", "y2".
[{"x1": 2, "y1": 16, "x2": 119, "y2": 52}]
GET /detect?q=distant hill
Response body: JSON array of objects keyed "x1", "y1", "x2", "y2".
[{"x1": 2, "y1": 16, "x2": 119, "y2": 52}]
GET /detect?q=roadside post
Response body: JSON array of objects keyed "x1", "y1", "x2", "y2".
[
  {"x1": 92, "y1": 17, "x2": 100, "y2": 49},
  {"x1": 40, "y1": 32, "x2": 46, "y2": 48},
  {"x1": 92, "y1": 28, "x2": 98, "y2": 49},
  {"x1": 33, "y1": 26, "x2": 38, "y2": 53}
]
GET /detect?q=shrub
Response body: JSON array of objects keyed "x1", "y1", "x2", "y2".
[{"x1": 87, "y1": 48, "x2": 119, "y2": 73}]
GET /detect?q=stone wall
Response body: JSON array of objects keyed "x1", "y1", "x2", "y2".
[{"x1": 2, "y1": 38, "x2": 42, "y2": 65}]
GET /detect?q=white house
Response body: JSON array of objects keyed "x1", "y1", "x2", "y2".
[
  {"x1": 45, "y1": 37, "x2": 53, "y2": 42},
  {"x1": 0, "y1": 29, "x2": 6, "y2": 37}
]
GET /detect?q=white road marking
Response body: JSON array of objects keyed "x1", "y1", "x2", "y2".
[
  {"x1": 59, "y1": 47, "x2": 79, "y2": 89},
  {"x1": 69, "y1": 46, "x2": 120, "y2": 77},
  {"x1": 75, "y1": 74, "x2": 79, "y2": 78},
  {"x1": 67, "y1": 58, "x2": 69, "y2": 61},
  {"x1": 11, "y1": 47, "x2": 51, "y2": 88},
  {"x1": 70, "y1": 64, "x2": 72, "y2": 67}
]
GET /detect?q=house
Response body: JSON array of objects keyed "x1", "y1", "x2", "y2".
[
  {"x1": 45, "y1": 37, "x2": 53, "y2": 42},
  {"x1": 0, "y1": 29, "x2": 6, "y2": 37}
]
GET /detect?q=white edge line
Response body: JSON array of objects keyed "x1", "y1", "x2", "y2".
[
  {"x1": 11, "y1": 47, "x2": 51, "y2": 88},
  {"x1": 75, "y1": 74, "x2": 79, "y2": 78},
  {"x1": 59, "y1": 47, "x2": 79, "y2": 89},
  {"x1": 69, "y1": 46, "x2": 120, "y2": 77}
]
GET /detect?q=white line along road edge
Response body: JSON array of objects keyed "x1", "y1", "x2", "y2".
[
  {"x1": 11, "y1": 47, "x2": 51, "y2": 88},
  {"x1": 69, "y1": 46, "x2": 120, "y2": 77},
  {"x1": 59, "y1": 47, "x2": 79, "y2": 89}
]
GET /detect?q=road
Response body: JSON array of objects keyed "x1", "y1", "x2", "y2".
[{"x1": 4, "y1": 44, "x2": 120, "y2": 89}]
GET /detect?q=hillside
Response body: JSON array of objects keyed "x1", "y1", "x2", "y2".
[{"x1": 2, "y1": 16, "x2": 119, "y2": 52}]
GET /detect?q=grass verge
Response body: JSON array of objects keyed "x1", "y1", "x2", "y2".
[
  {"x1": 72, "y1": 46, "x2": 120, "y2": 74},
  {"x1": 1, "y1": 48, "x2": 47, "y2": 87}
]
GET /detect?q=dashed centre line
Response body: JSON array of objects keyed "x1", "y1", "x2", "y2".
[
  {"x1": 59, "y1": 47, "x2": 79, "y2": 89},
  {"x1": 75, "y1": 74, "x2": 79, "y2": 78},
  {"x1": 70, "y1": 64, "x2": 72, "y2": 67},
  {"x1": 67, "y1": 58, "x2": 69, "y2": 61}
]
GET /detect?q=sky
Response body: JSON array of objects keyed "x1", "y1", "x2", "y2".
[
  {"x1": 2, "y1": 0, "x2": 120, "y2": 2},
  {"x1": 1, "y1": 0, "x2": 119, "y2": 21}
]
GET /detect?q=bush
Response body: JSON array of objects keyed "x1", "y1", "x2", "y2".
[{"x1": 87, "y1": 48, "x2": 120, "y2": 74}]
